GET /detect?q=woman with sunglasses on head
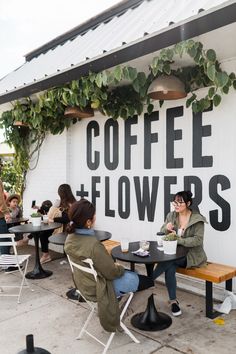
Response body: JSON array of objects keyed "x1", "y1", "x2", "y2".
[{"x1": 153, "y1": 190, "x2": 207, "y2": 317}]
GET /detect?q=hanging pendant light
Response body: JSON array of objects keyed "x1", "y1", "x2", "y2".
[
  {"x1": 64, "y1": 106, "x2": 94, "y2": 119},
  {"x1": 148, "y1": 75, "x2": 187, "y2": 100}
]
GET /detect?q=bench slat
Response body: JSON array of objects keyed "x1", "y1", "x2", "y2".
[
  {"x1": 177, "y1": 262, "x2": 236, "y2": 283},
  {"x1": 102, "y1": 240, "x2": 120, "y2": 255}
]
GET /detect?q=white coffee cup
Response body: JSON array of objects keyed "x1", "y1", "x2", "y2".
[
  {"x1": 157, "y1": 236, "x2": 163, "y2": 246},
  {"x1": 120, "y1": 239, "x2": 129, "y2": 253},
  {"x1": 43, "y1": 215, "x2": 49, "y2": 224}
]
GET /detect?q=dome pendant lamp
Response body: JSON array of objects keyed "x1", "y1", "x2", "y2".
[{"x1": 148, "y1": 75, "x2": 187, "y2": 100}]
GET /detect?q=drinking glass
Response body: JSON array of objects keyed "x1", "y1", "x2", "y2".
[
  {"x1": 120, "y1": 239, "x2": 129, "y2": 253},
  {"x1": 139, "y1": 240, "x2": 150, "y2": 251}
]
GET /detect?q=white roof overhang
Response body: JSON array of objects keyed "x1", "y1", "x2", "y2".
[{"x1": 0, "y1": 0, "x2": 235, "y2": 108}]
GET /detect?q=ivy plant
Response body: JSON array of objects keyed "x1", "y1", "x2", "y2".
[
  {"x1": 150, "y1": 40, "x2": 236, "y2": 112},
  {"x1": 0, "y1": 39, "x2": 235, "y2": 195}
]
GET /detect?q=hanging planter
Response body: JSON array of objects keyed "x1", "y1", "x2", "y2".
[
  {"x1": 13, "y1": 121, "x2": 29, "y2": 127},
  {"x1": 64, "y1": 107, "x2": 94, "y2": 119}
]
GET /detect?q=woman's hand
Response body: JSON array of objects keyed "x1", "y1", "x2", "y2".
[{"x1": 166, "y1": 222, "x2": 176, "y2": 233}]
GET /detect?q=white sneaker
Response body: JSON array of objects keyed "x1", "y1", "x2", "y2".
[{"x1": 171, "y1": 301, "x2": 182, "y2": 316}]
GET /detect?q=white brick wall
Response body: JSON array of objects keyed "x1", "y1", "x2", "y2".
[{"x1": 23, "y1": 131, "x2": 69, "y2": 217}]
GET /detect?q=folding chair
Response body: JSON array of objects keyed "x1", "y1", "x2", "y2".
[
  {"x1": 67, "y1": 255, "x2": 140, "y2": 354},
  {"x1": 0, "y1": 234, "x2": 33, "y2": 303}
]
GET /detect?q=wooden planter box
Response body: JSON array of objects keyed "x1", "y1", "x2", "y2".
[{"x1": 64, "y1": 107, "x2": 94, "y2": 119}]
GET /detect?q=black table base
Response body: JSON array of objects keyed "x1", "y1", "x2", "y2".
[
  {"x1": 131, "y1": 294, "x2": 172, "y2": 331},
  {"x1": 26, "y1": 269, "x2": 53, "y2": 279}
]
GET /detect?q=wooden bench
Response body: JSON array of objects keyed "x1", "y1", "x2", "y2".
[
  {"x1": 102, "y1": 240, "x2": 120, "y2": 254},
  {"x1": 177, "y1": 262, "x2": 236, "y2": 319}
]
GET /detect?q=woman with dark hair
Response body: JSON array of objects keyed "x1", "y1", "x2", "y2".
[
  {"x1": 40, "y1": 184, "x2": 76, "y2": 264},
  {"x1": 153, "y1": 191, "x2": 207, "y2": 317},
  {"x1": 64, "y1": 199, "x2": 154, "y2": 333},
  {"x1": 53, "y1": 184, "x2": 76, "y2": 227}
]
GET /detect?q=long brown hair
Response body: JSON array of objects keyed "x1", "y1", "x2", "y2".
[
  {"x1": 58, "y1": 184, "x2": 76, "y2": 210},
  {"x1": 67, "y1": 199, "x2": 95, "y2": 233}
]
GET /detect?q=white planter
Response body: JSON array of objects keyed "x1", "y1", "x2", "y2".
[
  {"x1": 163, "y1": 240, "x2": 177, "y2": 255},
  {"x1": 31, "y1": 217, "x2": 42, "y2": 227}
]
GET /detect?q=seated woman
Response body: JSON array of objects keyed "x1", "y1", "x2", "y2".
[
  {"x1": 64, "y1": 199, "x2": 154, "y2": 333},
  {"x1": 7, "y1": 194, "x2": 22, "y2": 219},
  {"x1": 6, "y1": 194, "x2": 26, "y2": 247},
  {"x1": 40, "y1": 184, "x2": 76, "y2": 264},
  {"x1": 153, "y1": 190, "x2": 207, "y2": 317}
]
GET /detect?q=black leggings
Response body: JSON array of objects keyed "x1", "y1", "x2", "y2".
[
  {"x1": 39, "y1": 230, "x2": 53, "y2": 253},
  {"x1": 137, "y1": 274, "x2": 154, "y2": 291}
]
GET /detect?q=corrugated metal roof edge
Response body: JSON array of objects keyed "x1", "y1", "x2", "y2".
[
  {"x1": 0, "y1": 1, "x2": 235, "y2": 106},
  {"x1": 25, "y1": 0, "x2": 144, "y2": 62}
]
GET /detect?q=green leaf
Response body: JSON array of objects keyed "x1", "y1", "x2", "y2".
[
  {"x1": 114, "y1": 66, "x2": 122, "y2": 81},
  {"x1": 127, "y1": 106, "x2": 135, "y2": 117},
  {"x1": 139, "y1": 86, "x2": 147, "y2": 98},
  {"x1": 213, "y1": 94, "x2": 221, "y2": 107},
  {"x1": 147, "y1": 104, "x2": 154, "y2": 114},
  {"x1": 101, "y1": 71, "x2": 108, "y2": 86},
  {"x1": 208, "y1": 87, "x2": 215, "y2": 98},
  {"x1": 207, "y1": 63, "x2": 216, "y2": 81},
  {"x1": 122, "y1": 67, "x2": 130, "y2": 80},
  {"x1": 127, "y1": 67, "x2": 137, "y2": 81},
  {"x1": 206, "y1": 49, "x2": 216, "y2": 62},
  {"x1": 215, "y1": 72, "x2": 229, "y2": 88},
  {"x1": 166, "y1": 49, "x2": 174, "y2": 61},
  {"x1": 95, "y1": 73, "x2": 103, "y2": 88},
  {"x1": 233, "y1": 80, "x2": 236, "y2": 90},
  {"x1": 188, "y1": 46, "x2": 197, "y2": 58},
  {"x1": 186, "y1": 94, "x2": 196, "y2": 108},
  {"x1": 91, "y1": 99, "x2": 100, "y2": 109},
  {"x1": 192, "y1": 101, "x2": 200, "y2": 113},
  {"x1": 229, "y1": 72, "x2": 236, "y2": 80},
  {"x1": 222, "y1": 85, "x2": 229, "y2": 94},
  {"x1": 132, "y1": 78, "x2": 140, "y2": 93},
  {"x1": 174, "y1": 42, "x2": 184, "y2": 57},
  {"x1": 136, "y1": 72, "x2": 147, "y2": 87},
  {"x1": 163, "y1": 63, "x2": 171, "y2": 75}
]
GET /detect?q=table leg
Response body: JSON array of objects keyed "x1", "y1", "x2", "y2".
[
  {"x1": 145, "y1": 263, "x2": 154, "y2": 277},
  {"x1": 25, "y1": 233, "x2": 53, "y2": 279}
]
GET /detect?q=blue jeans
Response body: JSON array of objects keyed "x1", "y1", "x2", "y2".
[
  {"x1": 0, "y1": 218, "x2": 10, "y2": 255},
  {"x1": 153, "y1": 257, "x2": 187, "y2": 300},
  {"x1": 112, "y1": 270, "x2": 139, "y2": 297}
]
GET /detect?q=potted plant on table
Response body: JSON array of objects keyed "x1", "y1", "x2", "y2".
[
  {"x1": 162, "y1": 232, "x2": 178, "y2": 255},
  {"x1": 30, "y1": 212, "x2": 42, "y2": 227}
]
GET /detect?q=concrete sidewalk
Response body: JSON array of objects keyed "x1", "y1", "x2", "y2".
[{"x1": 0, "y1": 253, "x2": 235, "y2": 354}]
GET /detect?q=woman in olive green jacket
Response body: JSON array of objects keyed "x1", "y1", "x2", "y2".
[
  {"x1": 65, "y1": 199, "x2": 154, "y2": 332},
  {"x1": 153, "y1": 191, "x2": 207, "y2": 317}
]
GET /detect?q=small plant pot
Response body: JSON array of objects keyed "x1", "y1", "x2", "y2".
[
  {"x1": 31, "y1": 217, "x2": 42, "y2": 227},
  {"x1": 163, "y1": 240, "x2": 177, "y2": 255}
]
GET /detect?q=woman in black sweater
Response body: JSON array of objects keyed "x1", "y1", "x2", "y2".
[{"x1": 40, "y1": 184, "x2": 76, "y2": 264}]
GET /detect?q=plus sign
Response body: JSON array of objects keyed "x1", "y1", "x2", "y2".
[{"x1": 76, "y1": 184, "x2": 89, "y2": 199}]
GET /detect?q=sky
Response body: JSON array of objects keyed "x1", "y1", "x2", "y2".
[{"x1": 0, "y1": 0, "x2": 121, "y2": 143}]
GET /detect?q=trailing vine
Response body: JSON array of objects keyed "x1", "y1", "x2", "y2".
[{"x1": 0, "y1": 39, "x2": 235, "y2": 195}]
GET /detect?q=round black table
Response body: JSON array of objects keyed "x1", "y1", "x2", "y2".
[
  {"x1": 9, "y1": 222, "x2": 62, "y2": 279},
  {"x1": 112, "y1": 241, "x2": 187, "y2": 277},
  {"x1": 112, "y1": 241, "x2": 188, "y2": 331},
  {"x1": 49, "y1": 230, "x2": 112, "y2": 246},
  {"x1": 56, "y1": 230, "x2": 112, "y2": 300}
]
